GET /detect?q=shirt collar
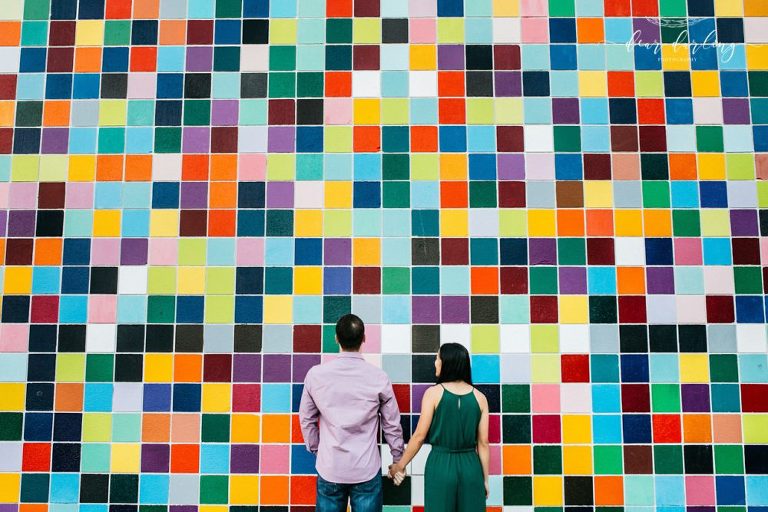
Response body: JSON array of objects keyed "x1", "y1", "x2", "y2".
[{"x1": 338, "y1": 351, "x2": 364, "y2": 359}]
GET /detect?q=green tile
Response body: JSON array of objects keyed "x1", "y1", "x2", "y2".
[
  {"x1": 200, "y1": 475, "x2": 229, "y2": 504},
  {"x1": 715, "y1": 445, "x2": 744, "y2": 474},
  {"x1": 549, "y1": 0, "x2": 575, "y2": 16},
  {"x1": 697, "y1": 126, "x2": 724, "y2": 152},
  {"x1": 709, "y1": 354, "x2": 739, "y2": 382},
  {"x1": 215, "y1": 0, "x2": 242, "y2": 17},
  {"x1": 469, "y1": 181, "x2": 497, "y2": 208},
  {"x1": 382, "y1": 181, "x2": 410, "y2": 208},
  {"x1": 383, "y1": 154, "x2": 410, "y2": 180},
  {"x1": 734, "y1": 266, "x2": 763, "y2": 294},
  {"x1": 323, "y1": 296, "x2": 351, "y2": 323},
  {"x1": 0, "y1": 413, "x2": 23, "y2": 440},
  {"x1": 557, "y1": 238, "x2": 586, "y2": 265},
  {"x1": 270, "y1": 46, "x2": 297, "y2": 71},
  {"x1": 326, "y1": 19, "x2": 352, "y2": 43},
  {"x1": 86, "y1": 354, "x2": 114, "y2": 382},
  {"x1": 654, "y1": 445, "x2": 683, "y2": 474},
  {"x1": 268, "y1": 72, "x2": 296, "y2": 98},
  {"x1": 201, "y1": 414, "x2": 230, "y2": 442},
  {"x1": 24, "y1": 0, "x2": 50, "y2": 20},
  {"x1": 502, "y1": 385, "x2": 531, "y2": 413},
  {"x1": 533, "y1": 446, "x2": 562, "y2": 474},
  {"x1": 553, "y1": 126, "x2": 581, "y2": 152},
  {"x1": 529, "y1": 267, "x2": 558, "y2": 295},
  {"x1": 593, "y1": 445, "x2": 623, "y2": 474},
  {"x1": 651, "y1": 383, "x2": 681, "y2": 412},
  {"x1": 503, "y1": 477, "x2": 532, "y2": 506},
  {"x1": 672, "y1": 210, "x2": 701, "y2": 236},
  {"x1": 104, "y1": 21, "x2": 131, "y2": 46},
  {"x1": 642, "y1": 181, "x2": 671, "y2": 208},
  {"x1": 297, "y1": 72, "x2": 324, "y2": 97},
  {"x1": 214, "y1": 47, "x2": 240, "y2": 71},
  {"x1": 382, "y1": 267, "x2": 410, "y2": 294},
  {"x1": 184, "y1": 100, "x2": 212, "y2": 126},
  {"x1": 322, "y1": 325, "x2": 340, "y2": 353},
  {"x1": 147, "y1": 296, "x2": 176, "y2": 324},
  {"x1": 660, "y1": 0, "x2": 687, "y2": 16},
  {"x1": 154, "y1": 127, "x2": 182, "y2": 153},
  {"x1": 503, "y1": 415, "x2": 530, "y2": 443}
]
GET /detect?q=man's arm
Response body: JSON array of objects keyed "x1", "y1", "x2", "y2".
[
  {"x1": 298, "y1": 375, "x2": 320, "y2": 454},
  {"x1": 379, "y1": 378, "x2": 404, "y2": 463}
]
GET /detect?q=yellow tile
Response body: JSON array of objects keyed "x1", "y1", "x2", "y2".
[
  {"x1": 584, "y1": 181, "x2": 613, "y2": 208},
  {"x1": 533, "y1": 476, "x2": 563, "y2": 506},
  {"x1": 0, "y1": 383, "x2": 25, "y2": 411},
  {"x1": 202, "y1": 383, "x2": 231, "y2": 412},
  {"x1": 75, "y1": 20, "x2": 104, "y2": 46},
  {"x1": 528, "y1": 209, "x2": 556, "y2": 236},
  {"x1": 230, "y1": 475, "x2": 260, "y2": 505},
  {"x1": 715, "y1": 0, "x2": 743, "y2": 15},
  {"x1": 353, "y1": 238, "x2": 381, "y2": 266},
  {"x1": 531, "y1": 354, "x2": 561, "y2": 383},
  {"x1": 69, "y1": 155, "x2": 96, "y2": 181},
  {"x1": 562, "y1": 415, "x2": 592, "y2": 444},
  {"x1": 0, "y1": 474, "x2": 20, "y2": 502},
  {"x1": 578, "y1": 71, "x2": 607, "y2": 97},
  {"x1": 92, "y1": 209, "x2": 121, "y2": 237},
  {"x1": 493, "y1": 0, "x2": 520, "y2": 16},
  {"x1": 111, "y1": 444, "x2": 140, "y2": 473},
  {"x1": 700, "y1": 209, "x2": 731, "y2": 237},
  {"x1": 499, "y1": 210, "x2": 527, "y2": 237},
  {"x1": 263, "y1": 296, "x2": 292, "y2": 324},
  {"x1": 614, "y1": 210, "x2": 643, "y2": 236},
  {"x1": 691, "y1": 71, "x2": 720, "y2": 97},
  {"x1": 697, "y1": 153, "x2": 726, "y2": 180},
  {"x1": 743, "y1": 415, "x2": 768, "y2": 443},
  {"x1": 563, "y1": 445, "x2": 593, "y2": 474},
  {"x1": 661, "y1": 44, "x2": 690, "y2": 70},
  {"x1": 440, "y1": 209, "x2": 468, "y2": 237},
  {"x1": 269, "y1": 19, "x2": 297, "y2": 44},
  {"x1": 3, "y1": 267, "x2": 32, "y2": 294},
  {"x1": 294, "y1": 267, "x2": 322, "y2": 295},
  {"x1": 178, "y1": 267, "x2": 205, "y2": 295},
  {"x1": 439, "y1": 154, "x2": 468, "y2": 180},
  {"x1": 353, "y1": 18, "x2": 380, "y2": 43},
  {"x1": 559, "y1": 296, "x2": 588, "y2": 324},
  {"x1": 353, "y1": 98, "x2": 380, "y2": 125},
  {"x1": 325, "y1": 181, "x2": 353, "y2": 209},
  {"x1": 679, "y1": 354, "x2": 710, "y2": 383},
  {"x1": 295, "y1": 210, "x2": 323, "y2": 237},
  {"x1": 495, "y1": 98, "x2": 523, "y2": 124},
  {"x1": 747, "y1": 45, "x2": 768, "y2": 70},
  {"x1": 410, "y1": 45, "x2": 437, "y2": 70},
  {"x1": 231, "y1": 414, "x2": 261, "y2": 443},
  {"x1": 144, "y1": 354, "x2": 173, "y2": 382},
  {"x1": 149, "y1": 210, "x2": 179, "y2": 237}
]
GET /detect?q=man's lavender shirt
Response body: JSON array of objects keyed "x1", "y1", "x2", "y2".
[{"x1": 299, "y1": 351, "x2": 404, "y2": 484}]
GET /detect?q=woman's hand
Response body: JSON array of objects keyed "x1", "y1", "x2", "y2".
[{"x1": 388, "y1": 464, "x2": 406, "y2": 486}]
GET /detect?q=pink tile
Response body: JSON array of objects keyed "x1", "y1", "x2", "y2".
[
  {"x1": 0, "y1": 324, "x2": 29, "y2": 352},
  {"x1": 674, "y1": 238, "x2": 703, "y2": 265},
  {"x1": 88, "y1": 295, "x2": 118, "y2": 323},
  {"x1": 127, "y1": 73, "x2": 157, "y2": 99},
  {"x1": 612, "y1": 154, "x2": 641, "y2": 180},
  {"x1": 409, "y1": 0, "x2": 436, "y2": 17},
  {"x1": 525, "y1": 154, "x2": 555, "y2": 180},
  {"x1": 91, "y1": 239, "x2": 121, "y2": 265},
  {"x1": 239, "y1": 154, "x2": 266, "y2": 180},
  {"x1": 521, "y1": 17, "x2": 549, "y2": 43},
  {"x1": 237, "y1": 238, "x2": 264, "y2": 265},
  {"x1": 260, "y1": 445, "x2": 290, "y2": 474},
  {"x1": 66, "y1": 182, "x2": 95, "y2": 209},
  {"x1": 9, "y1": 183, "x2": 38, "y2": 209},
  {"x1": 520, "y1": 0, "x2": 548, "y2": 16},
  {"x1": 410, "y1": 19, "x2": 436, "y2": 43},
  {"x1": 149, "y1": 239, "x2": 178, "y2": 265},
  {"x1": 324, "y1": 98, "x2": 352, "y2": 125},
  {"x1": 532, "y1": 384, "x2": 560, "y2": 413},
  {"x1": 685, "y1": 476, "x2": 715, "y2": 506},
  {"x1": 489, "y1": 445, "x2": 502, "y2": 475},
  {"x1": 761, "y1": 239, "x2": 768, "y2": 264},
  {"x1": 362, "y1": 324, "x2": 381, "y2": 353},
  {"x1": 0, "y1": 183, "x2": 9, "y2": 208}
]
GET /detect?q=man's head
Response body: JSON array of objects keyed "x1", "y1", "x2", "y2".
[{"x1": 335, "y1": 314, "x2": 365, "y2": 351}]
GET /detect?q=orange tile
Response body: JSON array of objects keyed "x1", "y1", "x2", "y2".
[
  {"x1": 290, "y1": 476, "x2": 317, "y2": 505},
  {"x1": 142, "y1": 414, "x2": 171, "y2": 442},
  {"x1": 125, "y1": 155, "x2": 153, "y2": 181},
  {"x1": 174, "y1": 354, "x2": 202, "y2": 382},
  {"x1": 326, "y1": 72, "x2": 351, "y2": 97},
  {"x1": 440, "y1": 181, "x2": 468, "y2": 208},
  {"x1": 557, "y1": 209, "x2": 585, "y2": 236},
  {"x1": 353, "y1": 126, "x2": 381, "y2": 152},
  {"x1": 34, "y1": 239, "x2": 63, "y2": 266},
  {"x1": 471, "y1": 267, "x2": 499, "y2": 294},
  {"x1": 438, "y1": 71, "x2": 465, "y2": 96},
  {"x1": 411, "y1": 126, "x2": 438, "y2": 152},
  {"x1": 502, "y1": 445, "x2": 532, "y2": 474},
  {"x1": 643, "y1": 210, "x2": 672, "y2": 237},
  {"x1": 261, "y1": 476, "x2": 289, "y2": 505},
  {"x1": 326, "y1": 0, "x2": 352, "y2": 17},
  {"x1": 43, "y1": 101, "x2": 71, "y2": 127},
  {"x1": 0, "y1": 22, "x2": 21, "y2": 46},
  {"x1": 617, "y1": 267, "x2": 646, "y2": 295},
  {"x1": 291, "y1": 415, "x2": 304, "y2": 443},
  {"x1": 262, "y1": 415, "x2": 291, "y2": 443},
  {"x1": 586, "y1": 209, "x2": 613, "y2": 236},
  {"x1": 683, "y1": 414, "x2": 713, "y2": 443},
  {"x1": 577, "y1": 18, "x2": 604, "y2": 43},
  {"x1": 208, "y1": 210, "x2": 236, "y2": 237},
  {"x1": 594, "y1": 476, "x2": 624, "y2": 506},
  {"x1": 106, "y1": 0, "x2": 132, "y2": 18},
  {"x1": 130, "y1": 47, "x2": 157, "y2": 72},
  {"x1": 160, "y1": 20, "x2": 187, "y2": 45},
  {"x1": 183, "y1": 154, "x2": 209, "y2": 181},
  {"x1": 55, "y1": 383, "x2": 83, "y2": 411},
  {"x1": 133, "y1": 0, "x2": 160, "y2": 18},
  {"x1": 745, "y1": 0, "x2": 768, "y2": 15},
  {"x1": 669, "y1": 154, "x2": 698, "y2": 180},
  {"x1": 96, "y1": 155, "x2": 124, "y2": 181},
  {"x1": 0, "y1": 102, "x2": 15, "y2": 127},
  {"x1": 75, "y1": 47, "x2": 102, "y2": 73},
  {"x1": 438, "y1": 98, "x2": 466, "y2": 124},
  {"x1": 638, "y1": 99, "x2": 665, "y2": 124},
  {"x1": 170, "y1": 444, "x2": 199, "y2": 473},
  {"x1": 209, "y1": 182, "x2": 238, "y2": 208},
  {"x1": 608, "y1": 71, "x2": 635, "y2": 97},
  {"x1": 210, "y1": 154, "x2": 237, "y2": 180}
]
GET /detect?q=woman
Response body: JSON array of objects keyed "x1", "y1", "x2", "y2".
[{"x1": 388, "y1": 343, "x2": 489, "y2": 511}]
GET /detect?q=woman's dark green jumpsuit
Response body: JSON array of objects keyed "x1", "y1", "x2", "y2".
[{"x1": 424, "y1": 386, "x2": 486, "y2": 512}]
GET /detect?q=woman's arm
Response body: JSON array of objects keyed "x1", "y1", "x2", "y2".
[
  {"x1": 476, "y1": 390, "x2": 490, "y2": 497},
  {"x1": 390, "y1": 386, "x2": 440, "y2": 475}
]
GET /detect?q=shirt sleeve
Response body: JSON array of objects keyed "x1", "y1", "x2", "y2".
[
  {"x1": 379, "y1": 377, "x2": 404, "y2": 463},
  {"x1": 298, "y1": 372, "x2": 320, "y2": 454}
]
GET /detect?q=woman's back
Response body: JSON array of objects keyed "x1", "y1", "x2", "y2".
[{"x1": 428, "y1": 385, "x2": 482, "y2": 451}]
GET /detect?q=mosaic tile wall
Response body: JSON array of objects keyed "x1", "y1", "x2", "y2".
[{"x1": 1, "y1": 0, "x2": 768, "y2": 509}]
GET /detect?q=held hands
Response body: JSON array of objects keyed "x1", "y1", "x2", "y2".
[{"x1": 387, "y1": 464, "x2": 406, "y2": 486}]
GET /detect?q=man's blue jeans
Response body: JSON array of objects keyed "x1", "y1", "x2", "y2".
[{"x1": 316, "y1": 474, "x2": 383, "y2": 512}]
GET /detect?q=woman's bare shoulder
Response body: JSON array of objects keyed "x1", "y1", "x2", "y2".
[{"x1": 473, "y1": 387, "x2": 489, "y2": 409}]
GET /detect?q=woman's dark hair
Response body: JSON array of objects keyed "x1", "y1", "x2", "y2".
[
  {"x1": 436, "y1": 343, "x2": 473, "y2": 385},
  {"x1": 336, "y1": 313, "x2": 365, "y2": 350}
]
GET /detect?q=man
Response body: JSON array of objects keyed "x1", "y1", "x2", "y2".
[{"x1": 299, "y1": 314, "x2": 405, "y2": 512}]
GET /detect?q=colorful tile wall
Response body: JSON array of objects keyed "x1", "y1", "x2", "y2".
[{"x1": 0, "y1": 0, "x2": 768, "y2": 509}]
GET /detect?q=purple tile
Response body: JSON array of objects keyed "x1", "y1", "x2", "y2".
[
  {"x1": 268, "y1": 126, "x2": 295, "y2": 153},
  {"x1": 263, "y1": 354, "x2": 292, "y2": 382},
  {"x1": 0, "y1": 211, "x2": 7, "y2": 237},
  {"x1": 498, "y1": 154, "x2": 525, "y2": 180},
  {"x1": 437, "y1": 45, "x2": 464, "y2": 70},
  {"x1": 233, "y1": 354, "x2": 262, "y2": 382},
  {"x1": 646, "y1": 267, "x2": 675, "y2": 294},
  {"x1": 293, "y1": 354, "x2": 321, "y2": 382},
  {"x1": 141, "y1": 444, "x2": 170, "y2": 472},
  {"x1": 211, "y1": 100, "x2": 239, "y2": 126},
  {"x1": 529, "y1": 238, "x2": 557, "y2": 265},
  {"x1": 730, "y1": 209, "x2": 758, "y2": 236},
  {"x1": 186, "y1": 46, "x2": 213, "y2": 71},
  {"x1": 412, "y1": 296, "x2": 440, "y2": 324},
  {"x1": 230, "y1": 445, "x2": 260, "y2": 473},
  {"x1": 552, "y1": 98, "x2": 580, "y2": 124},
  {"x1": 0, "y1": 506, "x2": 19, "y2": 512},
  {"x1": 632, "y1": 18, "x2": 660, "y2": 43},
  {"x1": 121, "y1": 238, "x2": 148, "y2": 265},
  {"x1": 559, "y1": 267, "x2": 587, "y2": 294},
  {"x1": 41, "y1": 128, "x2": 69, "y2": 154},
  {"x1": 183, "y1": 127, "x2": 210, "y2": 153},
  {"x1": 681, "y1": 384, "x2": 710, "y2": 412},
  {"x1": 180, "y1": 182, "x2": 208, "y2": 208},
  {"x1": 7, "y1": 210, "x2": 35, "y2": 237},
  {"x1": 324, "y1": 267, "x2": 351, "y2": 294},
  {"x1": 170, "y1": 507, "x2": 197, "y2": 512},
  {"x1": 441, "y1": 296, "x2": 469, "y2": 323},
  {"x1": 324, "y1": 238, "x2": 351, "y2": 265},
  {"x1": 494, "y1": 71, "x2": 521, "y2": 97},
  {"x1": 267, "y1": 181, "x2": 295, "y2": 208},
  {"x1": 722, "y1": 98, "x2": 750, "y2": 125},
  {"x1": 412, "y1": 384, "x2": 431, "y2": 410}
]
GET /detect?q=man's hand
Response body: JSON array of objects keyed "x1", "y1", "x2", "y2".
[{"x1": 388, "y1": 464, "x2": 406, "y2": 486}]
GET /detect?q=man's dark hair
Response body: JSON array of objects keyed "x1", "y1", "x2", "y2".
[
  {"x1": 436, "y1": 343, "x2": 473, "y2": 385},
  {"x1": 336, "y1": 314, "x2": 365, "y2": 350}
]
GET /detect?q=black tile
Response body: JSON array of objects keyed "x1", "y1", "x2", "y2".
[
  {"x1": 53, "y1": 413, "x2": 82, "y2": 442},
  {"x1": 466, "y1": 71, "x2": 493, "y2": 96},
  {"x1": 29, "y1": 325, "x2": 58, "y2": 352},
  {"x1": 27, "y1": 354, "x2": 57, "y2": 382},
  {"x1": 679, "y1": 325, "x2": 707, "y2": 352},
  {"x1": 296, "y1": 98, "x2": 323, "y2": 125},
  {"x1": 382, "y1": 18, "x2": 408, "y2": 43},
  {"x1": 185, "y1": 74, "x2": 212, "y2": 98},
  {"x1": 243, "y1": 19, "x2": 269, "y2": 44},
  {"x1": 101, "y1": 73, "x2": 128, "y2": 99},
  {"x1": 745, "y1": 445, "x2": 768, "y2": 473},
  {"x1": 466, "y1": 45, "x2": 493, "y2": 70},
  {"x1": 684, "y1": 445, "x2": 713, "y2": 474},
  {"x1": 117, "y1": 325, "x2": 145, "y2": 352},
  {"x1": 115, "y1": 354, "x2": 143, "y2": 382},
  {"x1": 175, "y1": 325, "x2": 204, "y2": 352},
  {"x1": 52, "y1": 442, "x2": 81, "y2": 472},
  {"x1": 649, "y1": 325, "x2": 678, "y2": 352},
  {"x1": 412, "y1": 325, "x2": 439, "y2": 353},
  {"x1": 412, "y1": 238, "x2": 439, "y2": 265},
  {"x1": 110, "y1": 474, "x2": 139, "y2": 504},
  {"x1": 619, "y1": 325, "x2": 648, "y2": 353},
  {"x1": 36, "y1": 210, "x2": 64, "y2": 237},
  {"x1": 146, "y1": 325, "x2": 174, "y2": 352},
  {"x1": 412, "y1": 354, "x2": 437, "y2": 383},
  {"x1": 241, "y1": 73, "x2": 267, "y2": 98},
  {"x1": 90, "y1": 267, "x2": 118, "y2": 294},
  {"x1": 26, "y1": 383, "x2": 55, "y2": 411},
  {"x1": 81, "y1": 474, "x2": 110, "y2": 503},
  {"x1": 1, "y1": 296, "x2": 30, "y2": 323},
  {"x1": 471, "y1": 296, "x2": 499, "y2": 323},
  {"x1": 564, "y1": 476, "x2": 593, "y2": 505},
  {"x1": 235, "y1": 325, "x2": 262, "y2": 352}
]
